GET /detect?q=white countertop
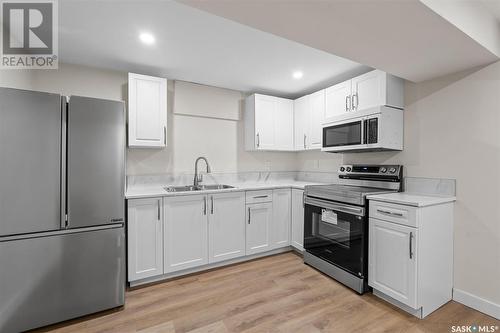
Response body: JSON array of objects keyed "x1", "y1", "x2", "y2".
[
  {"x1": 367, "y1": 192, "x2": 456, "y2": 207},
  {"x1": 126, "y1": 181, "x2": 326, "y2": 199}
]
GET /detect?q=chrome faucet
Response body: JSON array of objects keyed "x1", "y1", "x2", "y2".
[{"x1": 193, "y1": 156, "x2": 211, "y2": 188}]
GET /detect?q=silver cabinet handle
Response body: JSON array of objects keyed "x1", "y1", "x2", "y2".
[
  {"x1": 164, "y1": 126, "x2": 167, "y2": 145},
  {"x1": 203, "y1": 197, "x2": 207, "y2": 215},
  {"x1": 303, "y1": 134, "x2": 306, "y2": 149},
  {"x1": 256, "y1": 133, "x2": 260, "y2": 148},
  {"x1": 248, "y1": 207, "x2": 251, "y2": 224},
  {"x1": 211, "y1": 196, "x2": 214, "y2": 214},
  {"x1": 351, "y1": 93, "x2": 358, "y2": 111},
  {"x1": 157, "y1": 199, "x2": 161, "y2": 220},
  {"x1": 345, "y1": 95, "x2": 350, "y2": 112},
  {"x1": 377, "y1": 209, "x2": 404, "y2": 217},
  {"x1": 409, "y1": 232, "x2": 413, "y2": 259},
  {"x1": 302, "y1": 191, "x2": 305, "y2": 208},
  {"x1": 253, "y1": 195, "x2": 268, "y2": 199}
]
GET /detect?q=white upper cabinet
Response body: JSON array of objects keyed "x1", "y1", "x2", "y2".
[
  {"x1": 271, "y1": 189, "x2": 291, "y2": 249},
  {"x1": 253, "y1": 94, "x2": 276, "y2": 150},
  {"x1": 208, "y1": 192, "x2": 246, "y2": 264},
  {"x1": 245, "y1": 94, "x2": 294, "y2": 151},
  {"x1": 275, "y1": 98, "x2": 294, "y2": 150},
  {"x1": 128, "y1": 73, "x2": 167, "y2": 148},
  {"x1": 325, "y1": 80, "x2": 352, "y2": 119},
  {"x1": 293, "y1": 95, "x2": 309, "y2": 150},
  {"x1": 127, "y1": 198, "x2": 163, "y2": 282},
  {"x1": 246, "y1": 70, "x2": 402, "y2": 152},
  {"x1": 308, "y1": 90, "x2": 325, "y2": 149},
  {"x1": 325, "y1": 70, "x2": 404, "y2": 123},
  {"x1": 163, "y1": 195, "x2": 208, "y2": 273},
  {"x1": 293, "y1": 90, "x2": 325, "y2": 150}
]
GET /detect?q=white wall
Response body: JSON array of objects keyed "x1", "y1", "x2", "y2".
[
  {"x1": 0, "y1": 63, "x2": 297, "y2": 175},
  {"x1": 298, "y1": 61, "x2": 500, "y2": 308}
]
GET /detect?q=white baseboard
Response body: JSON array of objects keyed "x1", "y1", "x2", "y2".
[{"x1": 453, "y1": 288, "x2": 500, "y2": 320}]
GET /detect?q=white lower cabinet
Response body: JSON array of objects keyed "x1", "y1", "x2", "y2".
[
  {"x1": 291, "y1": 189, "x2": 304, "y2": 251},
  {"x1": 208, "y1": 192, "x2": 246, "y2": 263},
  {"x1": 127, "y1": 198, "x2": 163, "y2": 281},
  {"x1": 369, "y1": 218, "x2": 417, "y2": 308},
  {"x1": 246, "y1": 202, "x2": 272, "y2": 255},
  {"x1": 368, "y1": 199, "x2": 454, "y2": 318},
  {"x1": 271, "y1": 189, "x2": 291, "y2": 249},
  {"x1": 127, "y1": 187, "x2": 307, "y2": 285},
  {"x1": 164, "y1": 194, "x2": 208, "y2": 273}
]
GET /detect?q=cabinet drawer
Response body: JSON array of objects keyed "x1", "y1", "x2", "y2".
[
  {"x1": 246, "y1": 190, "x2": 273, "y2": 204},
  {"x1": 369, "y1": 201, "x2": 417, "y2": 227}
]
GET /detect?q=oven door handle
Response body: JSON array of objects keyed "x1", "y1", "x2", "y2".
[{"x1": 304, "y1": 196, "x2": 364, "y2": 216}]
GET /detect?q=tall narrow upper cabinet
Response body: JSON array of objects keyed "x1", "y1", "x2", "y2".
[
  {"x1": 293, "y1": 90, "x2": 325, "y2": 150},
  {"x1": 128, "y1": 73, "x2": 167, "y2": 148},
  {"x1": 245, "y1": 94, "x2": 294, "y2": 151}
]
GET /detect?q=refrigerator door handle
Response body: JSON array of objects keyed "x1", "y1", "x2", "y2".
[{"x1": 61, "y1": 97, "x2": 68, "y2": 229}]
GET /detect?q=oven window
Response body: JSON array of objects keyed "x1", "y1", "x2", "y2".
[
  {"x1": 304, "y1": 203, "x2": 366, "y2": 276},
  {"x1": 323, "y1": 121, "x2": 362, "y2": 147},
  {"x1": 314, "y1": 209, "x2": 352, "y2": 248}
]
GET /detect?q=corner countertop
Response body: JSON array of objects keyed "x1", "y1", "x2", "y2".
[
  {"x1": 366, "y1": 192, "x2": 456, "y2": 207},
  {"x1": 126, "y1": 181, "x2": 325, "y2": 199}
]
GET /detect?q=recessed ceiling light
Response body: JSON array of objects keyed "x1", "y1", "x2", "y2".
[
  {"x1": 292, "y1": 71, "x2": 303, "y2": 79},
  {"x1": 139, "y1": 32, "x2": 155, "y2": 45}
]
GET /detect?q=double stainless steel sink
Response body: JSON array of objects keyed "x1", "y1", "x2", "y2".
[{"x1": 164, "y1": 184, "x2": 235, "y2": 193}]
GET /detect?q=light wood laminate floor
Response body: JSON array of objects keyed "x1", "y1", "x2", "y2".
[{"x1": 34, "y1": 252, "x2": 499, "y2": 333}]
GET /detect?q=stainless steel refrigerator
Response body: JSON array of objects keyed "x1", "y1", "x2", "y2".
[{"x1": 0, "y1": 87, "x2": 126, "y2": 333}]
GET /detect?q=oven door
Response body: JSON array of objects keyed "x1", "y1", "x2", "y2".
[
  {"x1": 304, "y1": 196, "x2": 366, "y2": 277},
  {"x1": 322, "y1": 119, "x2": 363, "y2": 150}
]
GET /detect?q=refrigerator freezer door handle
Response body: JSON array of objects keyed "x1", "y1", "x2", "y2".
[{"x1": 0, "y1": 223, "x2": 124, "y2": 243}]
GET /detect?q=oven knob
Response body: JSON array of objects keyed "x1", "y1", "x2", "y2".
[
  {"x1": 340, "y1": 166, "x2": 345, "y2": 172},
  {"x1": 346, "y1": 167, "x2": 352, "y2": 172},
  {"x1": 389, "y1": 167, "x2": 397, "y2": 174},
  {"x1": 380, "y1": 167, "x2": 387, "y2": 173}
]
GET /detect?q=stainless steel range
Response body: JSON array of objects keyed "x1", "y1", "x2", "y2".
[{"x1": 303, "y1": 164, "x2": 403, "y2": 294}]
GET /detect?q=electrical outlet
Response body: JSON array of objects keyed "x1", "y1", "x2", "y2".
[
  {"x1": 264, "y1": 161, "x2": 271, "y2": 171},
  {"x1": 314, "y1": 160, "x2": 320, "y2": 169}
]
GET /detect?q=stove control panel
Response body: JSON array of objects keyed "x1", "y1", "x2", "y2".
[{"x1": 339, "y1": 165, "x2": 402, "y2": 177}]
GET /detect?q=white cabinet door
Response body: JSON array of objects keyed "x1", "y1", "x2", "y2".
[
  {"x1": 294, "y1": 95, "x2": 309, "y2": 150},
  {"x1": 128, "y1": 73, "x2": 167, "y2": 148},
  {"x1": 208, "y1": 192, "x2": 246, "y2": 263},
  {"x1": 369, "y1": 218, "x2": 417, "y2": 308},
  {"x1": 164, "y1": 195, "x2": 208, "y2": 273},
  {"x1": 254, "y1": 94, "x2": 276, "y2": 150},
  {"x1": 308, "y1": 89, "x2": 325, "y2": 149},
  {"x1": 127, "y1": 198, "x2": 163, "y2": 281},
  {"x1": 275, "y1": 98, "x2": 294, "y2": 150},
  {"x1": 351, "y1": 70, "x2": 384, "y2": 112},
  {"x1": 325, "y1": 80, "x2": 351, "y2": 121},
  {"x1": 246, "y1": 202, "x2": 272, "y2": 255},
  {"x1": 271, "y1": 189, "x2": 291, "y2": 249},
  {"x1": 291, "y1": 189, "x2": 304, "y2": 251}
]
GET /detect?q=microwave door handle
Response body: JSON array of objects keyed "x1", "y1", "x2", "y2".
[{"x1": 362, "y1": 120, "x2": 367, "y2": 145}]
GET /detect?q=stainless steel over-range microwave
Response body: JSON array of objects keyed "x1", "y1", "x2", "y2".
[{"x1": 321, "y1": 106, "x2": 403, "y2": 153}]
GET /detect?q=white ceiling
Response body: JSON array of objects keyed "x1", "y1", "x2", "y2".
[
  {"x1": 58, "y1": 0, "x2": 370, "y2": 98},
  {"x1": 182, "y1": 0, "x2": 499, "y2": 83}
]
